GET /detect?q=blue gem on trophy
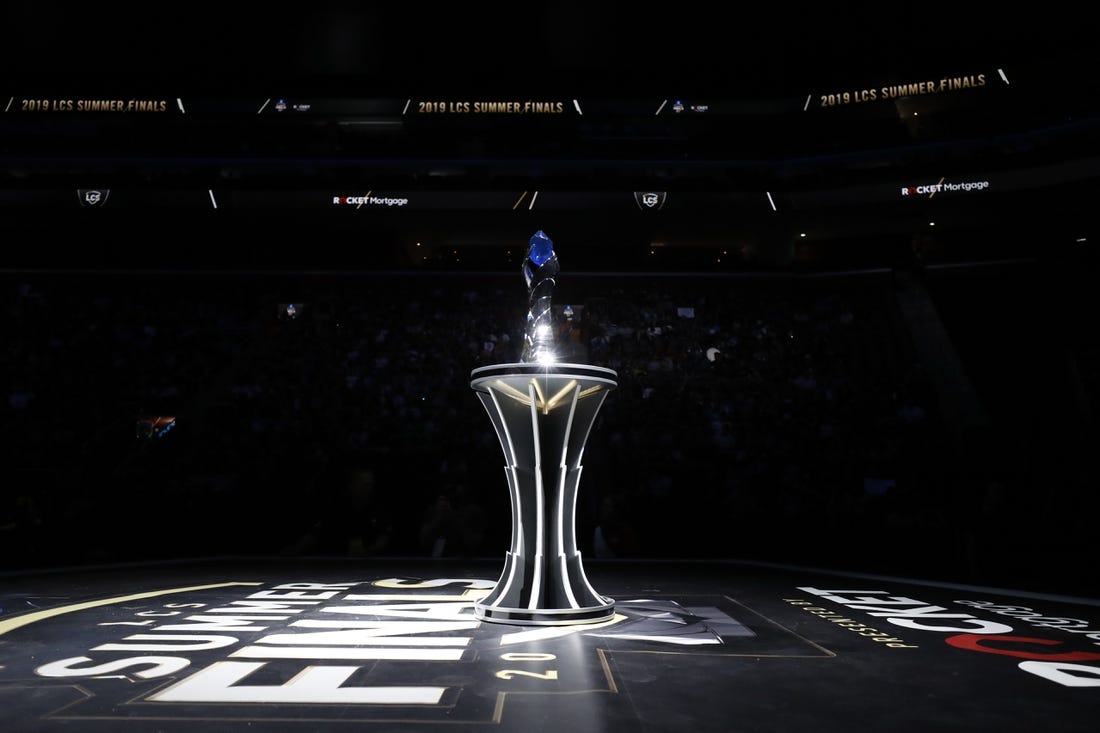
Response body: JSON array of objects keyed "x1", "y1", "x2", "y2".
[
  {"x1": 471, "y1": 231, "x2": 619, "y2": 625},
  {"x1": 521, "y1": 230, "x2": 561, "y2": 365}
]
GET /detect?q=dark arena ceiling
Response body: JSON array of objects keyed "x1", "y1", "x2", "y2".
[{"x1": 0, "y1": 6, "x2": 1095, "y2": 271}]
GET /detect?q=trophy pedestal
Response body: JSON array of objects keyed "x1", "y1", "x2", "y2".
[{"x1": 471, "y1": 363, "x2": 617, "y2": 625}]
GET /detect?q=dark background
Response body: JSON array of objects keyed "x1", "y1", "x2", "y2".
[{"x1": 1, "y1": 5, "x2": 1097, "y2": 596}]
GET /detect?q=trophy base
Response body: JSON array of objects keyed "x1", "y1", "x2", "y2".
[{"x1": 474, "y1": 600, "x2": 615, "y2": 626}]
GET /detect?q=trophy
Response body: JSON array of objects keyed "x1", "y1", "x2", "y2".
[{"x1": 471, "y1": 231, "x2": 618, "y2": 625}]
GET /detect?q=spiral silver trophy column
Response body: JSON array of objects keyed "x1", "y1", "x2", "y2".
[{"x1": 471, "y1": 230, "x2": 618, "y2": 625}]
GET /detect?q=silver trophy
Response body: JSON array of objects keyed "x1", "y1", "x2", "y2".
[{"x1": 471, "y1": 231, "x2": 618, "y2": 625}]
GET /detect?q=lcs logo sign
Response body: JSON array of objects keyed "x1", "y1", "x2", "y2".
[
  {"x1": 77, "y1": 189, "x2": 110, "y2": 207},
  {"x1": 634, "y1": 192, "x2": 668, "y2": 210}
]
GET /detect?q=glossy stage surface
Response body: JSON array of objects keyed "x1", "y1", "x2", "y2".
[{"x1": 1, "y1": 557, "x2": 1098, "y2": 732}]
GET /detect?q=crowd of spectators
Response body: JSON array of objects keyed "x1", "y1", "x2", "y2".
[{"x1": 0, "y1": 267, "x2": 1042, "y2": 585}]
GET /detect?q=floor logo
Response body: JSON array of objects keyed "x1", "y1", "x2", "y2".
[{"x1": 0, "y1": 577, "x2": 827, "y2": 725}]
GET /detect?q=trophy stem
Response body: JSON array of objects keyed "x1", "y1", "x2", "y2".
[{"x1": 471, "y1": 363, "x2": 617, "y2": 625}]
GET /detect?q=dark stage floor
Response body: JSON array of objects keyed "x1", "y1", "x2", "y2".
[{"x1": 1, "y1": 557, "x2": 1098, "y2": 732}]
